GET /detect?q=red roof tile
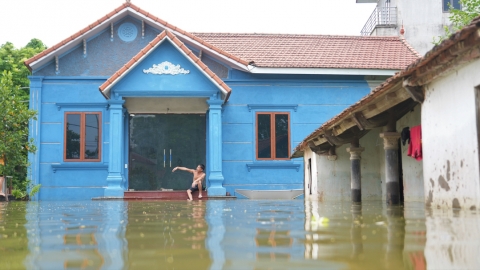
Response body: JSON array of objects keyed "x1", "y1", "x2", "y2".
[
  {"x1": 99, "y1": 30, "x2": 231, "y2": 101},
  {"x1": 193, "y1": 33, "x2": 421, "y2": 69}
]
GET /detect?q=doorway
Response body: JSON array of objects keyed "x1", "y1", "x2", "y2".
[{"x1": 128, "y1": 114, "x2": 206, "y2": 190}]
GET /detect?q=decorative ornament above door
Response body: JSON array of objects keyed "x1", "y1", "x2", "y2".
[{"x1": 143, "y1": 61, "x2": 190, "y2": 75}]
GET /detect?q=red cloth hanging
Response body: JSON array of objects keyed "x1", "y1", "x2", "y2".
[{"x1": 407, "y1": 125, "x2": 422, "y2": 161}]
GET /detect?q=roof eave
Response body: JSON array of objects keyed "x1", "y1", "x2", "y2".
[{"x1": 247, "y1": 66, "x2": 399, "y2": 76}]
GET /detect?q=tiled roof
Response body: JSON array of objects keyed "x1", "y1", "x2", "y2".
[
  {"x1": 99, "y1": 30, "x2": 231, "y2": 101},
  {"x1": 193, "y1": 33, "x2": 421, "y2": 69},
  {"x1": 24, "y1": 2, "x2": 420, "y2": 72},
  {"x1": 24, "y1": 2, "x2": 250, "y2": 71},
  {"x1": 291, "y1": 16, "x2": 480, "y2": 157}
]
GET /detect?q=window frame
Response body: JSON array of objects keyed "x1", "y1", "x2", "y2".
[
  {"x1": 255, "y1": 112, "x2": 291, "y2": 161},
  {"x1": 64, "y1": 112, "x2": 102, "y2": 162},
  {"x1": 443, "y1": 0, "x2": 461, "y2": 12}
]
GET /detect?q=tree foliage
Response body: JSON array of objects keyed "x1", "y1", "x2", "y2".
[
  {"x1": 434, "y1": 0, "x2": 480, "y2": 44},
  {"x1": 0, "y1": 71, "x2": 37, "y2": 185},
  {"x1": 0, "y1": 39, "x2": 47, "y2": 99},
  {"x1": 0, "y1": 39, "x2": 46, "y2": 197}
]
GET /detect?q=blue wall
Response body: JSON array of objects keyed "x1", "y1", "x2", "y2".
[
  {"x1": 221, "y1": 71, "x2": 371, "y2": 196},
  {"x1": 32, "y1": 77, "x2": 110, "y2": 200},
  {"x1": 114, "y1": 40, "x2": 219, "y2": 97}
]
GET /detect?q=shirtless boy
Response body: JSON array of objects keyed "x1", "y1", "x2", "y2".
[{"x1": 172, "y1": 164, "x2": 205, "y2": 200}]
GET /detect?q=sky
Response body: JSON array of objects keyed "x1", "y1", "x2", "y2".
[{"x1": 0, "y1": 0, "x2": 376, "y2": 48}]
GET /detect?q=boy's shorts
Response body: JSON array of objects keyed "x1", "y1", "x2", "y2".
[{"x1": 188, "y1": 185, "x2": 199, "y2": 192}]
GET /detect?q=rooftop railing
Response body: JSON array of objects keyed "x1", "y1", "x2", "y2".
[{"x1": 361, "y1": 7, "x2": 397, "y2": 36}]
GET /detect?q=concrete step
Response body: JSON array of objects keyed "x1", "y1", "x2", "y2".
[{"x1": 124, "y1": 190, "x2": 208, "y2": 200}]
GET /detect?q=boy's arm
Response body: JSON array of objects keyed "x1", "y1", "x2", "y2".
[{"x1": 172, "y1": 166, "x2": 194, "y2": 173}]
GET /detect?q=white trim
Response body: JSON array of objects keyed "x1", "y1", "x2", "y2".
[{"x1": 247, "y1": 66, "x2": 399, "y2": 76}]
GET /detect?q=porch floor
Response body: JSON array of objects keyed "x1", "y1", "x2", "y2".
[{"x1": 124, "y1": 191, "x2": 237, "y2": 201}]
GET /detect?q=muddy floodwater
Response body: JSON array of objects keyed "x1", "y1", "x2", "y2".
[{"x1": 0, "y1": 200, "x2": 479, "y2": 270}]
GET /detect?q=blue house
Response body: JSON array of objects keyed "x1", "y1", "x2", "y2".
[{"x1": 24, "y1": 2, "x2": 418, "y2": 200}]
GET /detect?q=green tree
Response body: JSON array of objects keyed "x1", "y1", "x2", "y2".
[
  {"x1": 0, "y1": 39, "x2": 47, "y2": 99},
  {"x1": 0, "y1": 71, "x2": 37, "y2": 198},
  {"x1": 434, "y1": 0, "x2": 480, "y2": 44},
  {"x1": 0, "y1": 39, "x2": 46, "y2": 199}
]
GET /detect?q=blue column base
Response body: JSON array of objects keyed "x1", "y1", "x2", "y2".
[
  {"x1": 208, "y1": 172, "x2": 226, "y2": 196},
  {"x1": 105, "y1": 174, "x2": 125, "y2": 197}
]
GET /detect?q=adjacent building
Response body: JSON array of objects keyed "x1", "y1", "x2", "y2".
[
  {"x1": 357, "y1": 0, "x2": 462, "y2": 55},
  {"x1": 293, "y1": 16, "x2": 480, "y2": 209}
]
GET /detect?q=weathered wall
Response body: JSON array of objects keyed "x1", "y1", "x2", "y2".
[
  {"x1": 371, "y1": 0, "x2": 451, "y2": 55},
  {"x1": 397, "y1": 0, "x2": 451, "y2": 55},
  {"x1": 422, "y1": 59, "x2": 480, "y2": 209},
  {"x1": 397, "y1": 105, "x2": 424, "y2": 202},
  {"x1": 314, "y1": 128, "x2": 383, "y2": 202}
]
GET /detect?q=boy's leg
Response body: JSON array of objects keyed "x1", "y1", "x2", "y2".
[
  {"x1": 187, "y1": 189, "x2": 193, "y2": 200},
  {"x1": 198, "y1": 182, "x2": 203, "y2": 199}
]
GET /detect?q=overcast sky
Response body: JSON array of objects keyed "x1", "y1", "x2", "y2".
[{"x1": 0, "y1": 0, "x2": 376, "y2": 48}]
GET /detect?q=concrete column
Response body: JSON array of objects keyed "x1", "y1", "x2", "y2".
[
  {"x1": 346, "y1": 146, "x2": 365, "y2": 203},
  {"x1": 206, "y1": 98, "x2": 226, "y2": 196},
  {"x1": 105, "y1": 98, "x2": 126, "y2": 197},
  {"x1": 380, "y1": 132, "x2": 401, "y2": 205}
]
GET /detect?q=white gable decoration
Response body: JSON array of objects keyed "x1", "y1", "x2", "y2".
[{"x1": 143, "y1": 61, "x2": 190, "y2": 75}]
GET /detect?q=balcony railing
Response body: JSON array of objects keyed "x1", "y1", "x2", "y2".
[{"x1": 361, "y1": 7, "x2": 397, "y2": 36}]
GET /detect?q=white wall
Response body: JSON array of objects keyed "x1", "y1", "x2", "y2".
[
  {"x1": 422, "y1": 59, "x2": 480, "y2": 209},
  {"x1": 372, "y1": 0, "x2": 451, "y2": 55},
  {"x1": 303, "y1": 148, "x2": 319, "y2": 200},
  {"x1": 397, "y1": 106, "x2": 425, "y2": 202}
]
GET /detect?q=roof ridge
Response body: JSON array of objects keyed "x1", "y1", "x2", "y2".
[
  {"x1": 193, "y1": 32, "x2": 404, "y2": 39},
  {"x1": 400, "y1": 36, "x2": 422, "y2": 58},
  {"x1": 99, "y1": 30, "x2": 232, "y2": 101}
]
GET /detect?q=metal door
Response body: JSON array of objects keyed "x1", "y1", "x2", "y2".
[{"x1": 128, "y1": 114, "x2": 206, "y2": 190}]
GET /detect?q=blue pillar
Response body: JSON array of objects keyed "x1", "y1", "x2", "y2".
[
  {"x1": 105, "y1": 98, "x2": 126, "y2": 197},
  {"x1": 206, "y1": 98, "x2": 226, "y2": 196},
  {"x1": 28, "y1": 76, "x2": 44, "y2": 200}
]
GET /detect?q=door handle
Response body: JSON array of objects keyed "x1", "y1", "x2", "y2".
[
  {"x1": 163, "y1": 149, "x2": 166, "y2": 168},
  {"x1": 170, "y1": 149, "x2": 172, "y2": 167}
]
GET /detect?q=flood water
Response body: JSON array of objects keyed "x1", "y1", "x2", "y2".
[{"x1": 0, "y1": 200, "x2": 479, "y2": 270}]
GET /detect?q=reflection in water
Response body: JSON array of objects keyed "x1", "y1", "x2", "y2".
[
  {"x1": 1, "y1": 200, "x2": 480, "y2": 269},
  {"x1": 385, "y1": 206, "x2": 406, "y2": 270},
  {"x1": 125, "y1": 201, "x2": 210, "y2": 269},
  {"x1": 0, "y1": 202, "x2": 29, "y2": 269},
  {"x1": 23, "y1": 201, "x2": 126, "y2": 269},
  {"x1": 424, "y1": 208, "x2": 479, "y2": 270},
  {"x1": 350, "y1": 204, "x2": 363, "y2": 261}
]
